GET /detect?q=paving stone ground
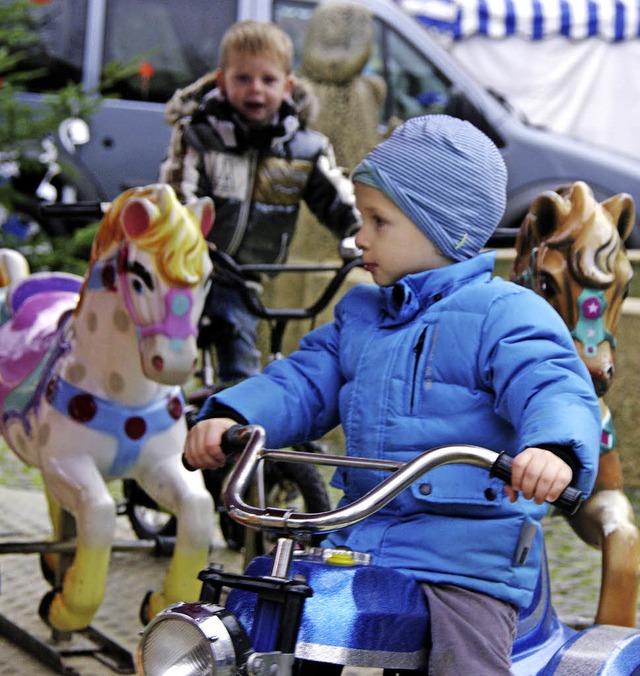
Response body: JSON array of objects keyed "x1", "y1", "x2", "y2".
[{"x1": 0, "y1": 471, "x2": 637, "y2": 674}]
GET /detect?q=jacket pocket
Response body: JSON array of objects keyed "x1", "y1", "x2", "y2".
[{"x1": 409, "y1": 464, "x2": 505, "y2": 512}]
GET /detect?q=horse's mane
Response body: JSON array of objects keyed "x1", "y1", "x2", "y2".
[
  {"x1": 570, "y1": 214, "x2": 623, "y2": 289},
  {"x1": 90, "y1": 184, "x2": 208, "y2": 286}
]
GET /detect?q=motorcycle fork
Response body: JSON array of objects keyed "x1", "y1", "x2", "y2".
[{"x1": 199, "y1": 536, "x2": 311, "y2": 667}]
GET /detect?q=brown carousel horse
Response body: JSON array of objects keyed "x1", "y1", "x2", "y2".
[{"x1": 511, "y1": 180, "x2": 640, "y2": 627}]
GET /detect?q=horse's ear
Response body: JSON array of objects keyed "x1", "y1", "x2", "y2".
[
  {"x1": 121, "y1": 198, "x2": 158, "y2": 237},
  {"x1": 511, "y1": 191, "x2": 565, "y2": 279},
  {"x1": 187, "y1": 197, "x2": 215, "y2": 239},
  {"x1": 601, "y1": 192, "x2": 636, "y2": 244},
  {"x1": 527, "y1": 190, "x2": 570, "y2": 242}
]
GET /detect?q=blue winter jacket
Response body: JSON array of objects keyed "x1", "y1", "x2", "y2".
[{"x1": 212, "y1": 251, "x2": 601, "y2": 609}]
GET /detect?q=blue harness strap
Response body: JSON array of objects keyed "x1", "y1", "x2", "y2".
[
  {"x1": 600, "y1": 405, "x2": 617, "y2": 456},
  {"x1": 85, "y1": 255, "x2": 118, "y2": 291},
  {"x1": 45, "y1": 376, "x2": 185, "y2": 477},
  {"x1": 570, "y1": 288, "x2": 616, "y2": 354}
]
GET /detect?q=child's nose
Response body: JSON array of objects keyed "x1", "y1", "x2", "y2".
[{"x1": 355, "y1": 229, "x2": 367, "y2": 250}]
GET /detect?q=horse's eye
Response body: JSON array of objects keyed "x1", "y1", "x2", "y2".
[
  {"x1": 126, "y1": 261, "x2": 154, "y2": 292},
  {"x1": 537, "y1": 272, "x2": 559, "y2": 299}
]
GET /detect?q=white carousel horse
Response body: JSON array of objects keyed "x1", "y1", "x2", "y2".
[
  {"x1": 511, "y1": 180, "x2": 640, "y2": 627},
  {"x1": 0, "y1": 247, "x2": 29, "y2": 286},
  {"x1": 0, "y1": 184, "x2": 215, "y2": 632}
]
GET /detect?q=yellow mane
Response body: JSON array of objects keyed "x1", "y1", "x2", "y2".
[{"x1": 90, "y1": 184, "x2": 208, "y2": 286}]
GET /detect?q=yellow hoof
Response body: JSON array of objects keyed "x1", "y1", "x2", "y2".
[
  {"x1": 38, "y1": 589, "x2": 95, "y2": 632},
  {"x1": 140, "y1": 590, "x2": 170, "y2": 626}
]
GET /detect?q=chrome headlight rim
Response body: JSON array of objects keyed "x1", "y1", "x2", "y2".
[{"x1": 137, "y1": 601, "x2": 253, "y2": 676}]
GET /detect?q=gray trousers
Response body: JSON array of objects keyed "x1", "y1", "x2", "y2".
[{"x1": 421, "y1": 583, "x2": 518, "y2": 675}]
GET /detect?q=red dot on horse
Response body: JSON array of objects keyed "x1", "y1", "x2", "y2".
[{"x1": 125, "y1": 416, "x2": 147, "y2": 440}]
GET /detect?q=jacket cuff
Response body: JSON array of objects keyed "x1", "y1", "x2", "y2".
[
  {"x1": 538, "y1": 443, "x2": 580, "y2": 478},
  {"x1": 196, "y1": 400, "x2": 248, "y2": 425}
]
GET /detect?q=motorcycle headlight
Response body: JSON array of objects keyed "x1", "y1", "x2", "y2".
[{"x1": 137, "y1": 602, "x2": 252, "y2": 676}]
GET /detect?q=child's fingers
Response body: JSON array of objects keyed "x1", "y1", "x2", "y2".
[
  {"x1": 510, "y1": 448, "x2": 572, "y2": 505},
  {"x1": 504, "y1": 485, "x2": 518, "y2": 503},
  {"x1": 540, "y1": 464, "x2": 573, "y2": 503},
  {"x1": 184, "y1": 420, "x2": 227, "y2": 469}
]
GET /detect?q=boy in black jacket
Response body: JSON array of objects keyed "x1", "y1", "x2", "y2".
[{"x1": 159, "y1": 20, "x2": 360, "y2": 384}]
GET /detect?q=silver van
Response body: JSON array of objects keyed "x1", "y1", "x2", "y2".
[{"x1": 14, "y1": 0, "x2": 640, "y2": 245}]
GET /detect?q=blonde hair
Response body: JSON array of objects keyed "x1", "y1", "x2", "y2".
[{"x1": 220, "y1": 20, "x2": 294, "y2": 74}]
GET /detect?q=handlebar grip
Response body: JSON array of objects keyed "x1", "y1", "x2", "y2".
[
  {"x1": 181, "y1": 424, "x2": 248, "y2": 472},
  {"x1": 221, "y1": 424, "x2": 252, "y2": 454},
  {"x1": 181, "y1": 454, "x2": 198, "y2": 472},
  {"x1": 40, "y1": 202, "x2": 105, "y2": 219},
  {"x1": 490, "y1": 452, "x2": 584, "y2": 516}
]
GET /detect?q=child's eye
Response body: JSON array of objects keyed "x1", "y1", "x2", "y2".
[
  {"x1": 373, "y1": 215, "x2": 387, "y2": 228},
  {"x1": 263, "y1": 76, "x2": 277, "y2": 85}
]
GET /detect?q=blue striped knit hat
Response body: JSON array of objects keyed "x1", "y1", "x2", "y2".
[{"x1": 352, "y1": 115, "x2": 507, "y2": 261}]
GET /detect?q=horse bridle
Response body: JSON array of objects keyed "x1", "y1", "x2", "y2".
[
  {"x1": 512, "y1": 247, "x2": 616, "y2": 356},
  {"x1": 87, "y1": 243, "x2": 200, "y2": 343}
]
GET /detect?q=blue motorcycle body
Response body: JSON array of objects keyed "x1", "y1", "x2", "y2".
[{"x1": 226, "y1": 549, "x2": 640, "y2": 674}]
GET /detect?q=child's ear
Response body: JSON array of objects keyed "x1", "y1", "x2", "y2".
[
  {"x1": 215, "y1": 68, "x2": 225, "y2": 94},
  {"x1": 285, "y1": 75, "x2": 295, "y2": 99}
]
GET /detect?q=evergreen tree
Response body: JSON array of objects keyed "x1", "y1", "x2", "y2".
[
  {"x1": 0, "y1": 0, "x2": 98, "y2": 163},
  {"x1": 0, "y1": 0, "x2": 135, "y2": 271}
]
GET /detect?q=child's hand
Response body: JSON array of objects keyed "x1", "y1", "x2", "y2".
[
  {"x1": 505, "y1": 447, "x2": 573, "y2": 505},
  {"x1": 183, "y1": 417, "x2": 238, "y2": 470}
]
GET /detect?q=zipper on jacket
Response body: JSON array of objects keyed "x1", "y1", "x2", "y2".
[
  {"x1": 274, "y1": 233, "x2": 289, "y2": 264},
  {"x1": 227, "y1": 149, "x2": 258, "y2": 256},
  {"x1": 410, "y1": 327, "x2": 427, "y2": 411}
]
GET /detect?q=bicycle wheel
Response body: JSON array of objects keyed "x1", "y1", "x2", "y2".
[
  {"x1": 124, "y1": 459, "x2": 331, "y2": 552},
  {"x1": 123, "y1": 478, "x2": 177, "y2": 540},
  {"x1": 122, "y1": 468, "x2": 228, "y2": 545}
]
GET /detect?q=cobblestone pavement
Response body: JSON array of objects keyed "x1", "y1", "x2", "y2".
[{"x1": 0, "y1": 478, "x2": 636, "y2": 675}]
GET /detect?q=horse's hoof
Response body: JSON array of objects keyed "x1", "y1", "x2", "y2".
[
  {"x1": 140, "y1": 590, "x2": 153, "y2": 626},
  {"x1": 38, "y1": 587, "x2": 95, "y2": 632},
  {"x1": 38, "y1": 588, "x2": 60, "y2": 629},
  {"x1": 39, "y1": 553, "x2": 58, "y2": 586}
]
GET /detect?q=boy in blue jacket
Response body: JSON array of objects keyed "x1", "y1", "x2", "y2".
[{"x1": 184, "y1": 115, "x2": 601, "y2": 674}]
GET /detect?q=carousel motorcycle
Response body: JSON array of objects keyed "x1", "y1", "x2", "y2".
[{"x1": 137, "y1": 425, "x2": 640, "y2": 675}]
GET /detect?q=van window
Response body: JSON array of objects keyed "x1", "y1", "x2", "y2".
[
  {"x1": 273, "y1": 0, "x2": 315, "y2": 63},
  {"x1": 101, "y1": 0, "x2": 236, "y2": 103},
  {"x1": 2, "y1": 0, "x2": 86, "y2": 91},
  {"x1": 373, "y1": 23, "x2": 451, "y2": 122}
]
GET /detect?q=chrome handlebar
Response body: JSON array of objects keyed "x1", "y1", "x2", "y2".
[{"x1": 221, "y1": 425, "x2": 583, "y2": 537}]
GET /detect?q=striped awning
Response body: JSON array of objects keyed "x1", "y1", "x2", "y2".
[{"x1": 399, "y1": 0, "x2": 640, "y2": 40}]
